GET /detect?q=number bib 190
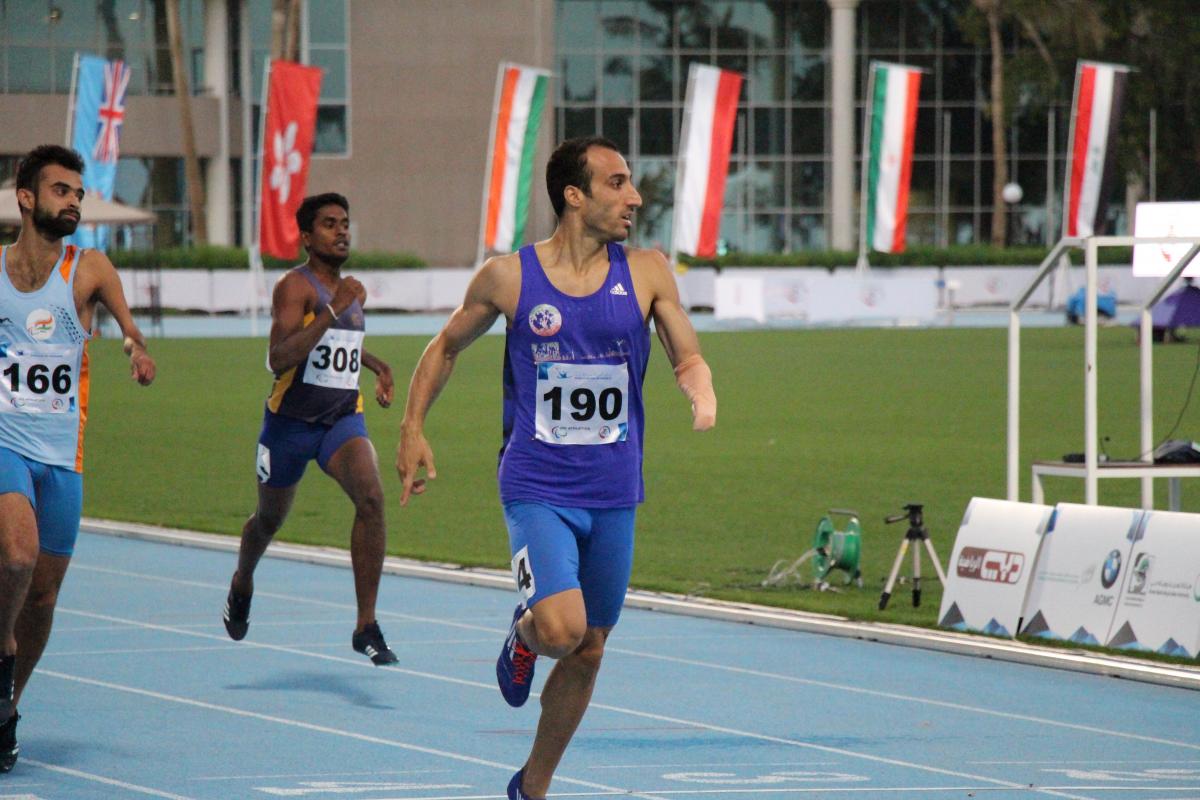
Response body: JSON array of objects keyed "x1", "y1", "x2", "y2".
[
  {"x1": 535, "y1": 362, "x2": 628, "y2": 445},
  {"x1": 0, "y1": 342, "x2": 77, "y2": 415},
  {"x1": 304, "y1": 328, "x2": 364, "y2": 390}
]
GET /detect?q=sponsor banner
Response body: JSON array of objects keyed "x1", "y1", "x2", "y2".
[
  {"x1": 1106, "y1": 509, "x2": 1200, "y2": 658},
  {"x1": 938, "y1": 497, "x2": 1052, "y2": 637},
  {"x1": 1019, "y1": 503, "x2": 1145, "y2": 646},
  {"x1": 712, "y1": 271, "x2": 938, "y2": 324},
  {"x1": 1131, "y1": 202, "x2": 1200, "y2": 279}
]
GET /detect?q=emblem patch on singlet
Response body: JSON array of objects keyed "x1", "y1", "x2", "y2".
[
  {"x1": 26, "y1": 309, "x2": 55, "y2": 341},
  {"x1": 528, "y1": 304, "x2": 562, "y2": 337}
]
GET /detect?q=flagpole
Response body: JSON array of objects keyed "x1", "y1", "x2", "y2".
[
  {"x1": 65, "y1": 52, "x2": 81, "y2": 146},
  {"x1": 855, "y1": 62, "x2": 877, "y2": 273},
  {"x1": 250, "y1": 57, "x2": 272, "y2": 337},
  {"x1": 476, "y1": 62, "x2": 508, "y2": 269}
]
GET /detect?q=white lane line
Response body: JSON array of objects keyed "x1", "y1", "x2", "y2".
[
  {"x1": 34, "y1": 670, "x2": 662, "y2": 800},
  {"x1": 22, "y1": 757, "x2": 197, "y2": 799},
  {"x1": 62, "y1": 564, "x2": 1200, "y2": 754},
  {"x1": 603, "y1": 648, "x2": 1200, "y2": 753},
  {"x1": 50, "y1": 609, "x2": 1091, "y2": 800}
]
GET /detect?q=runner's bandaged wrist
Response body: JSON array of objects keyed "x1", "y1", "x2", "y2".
[{"x1": 673, "y1": 354, "x2": 716, "y2": 430}]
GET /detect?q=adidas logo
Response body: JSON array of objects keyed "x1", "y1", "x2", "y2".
[{"x1": 610, "y1": 282, "x2": 628, "y2": 296}]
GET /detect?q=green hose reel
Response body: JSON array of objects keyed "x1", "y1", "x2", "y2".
[{"x1": 812, "y1": 509, "x2": 863, "y2": 588}]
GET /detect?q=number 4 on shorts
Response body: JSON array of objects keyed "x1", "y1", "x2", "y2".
[{"x1": 511, "y1": 546, "x2": 536, "y2": 601}]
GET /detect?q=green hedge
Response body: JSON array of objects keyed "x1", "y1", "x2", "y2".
[
  {"x1": 109, "y1": 245, "x2": 425, "y2": 270},
  {"x1": 678, "y1": 244, "x2": 1134, "y2": 269}
]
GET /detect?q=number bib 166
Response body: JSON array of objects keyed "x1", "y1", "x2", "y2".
[
  {"x1": 0, "y1": 342, "x2": 77, "y2": 415},
  {"x1": 304, "y1": 328, "x2": 364, "y2": 390},
  {"x1": 535, "y1": 362, "x2": 628, "y2": 445}
]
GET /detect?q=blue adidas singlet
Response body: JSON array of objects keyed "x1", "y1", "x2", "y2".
[
  {"x1": 497, "y1": 243, "x2": 650, "y2": 508},
  {"x1": 0, "y1": 245, "x2": 91, "y2": 472},
  {"x1": 265, "y1": 266, "x2": 365, "y2": 425}
]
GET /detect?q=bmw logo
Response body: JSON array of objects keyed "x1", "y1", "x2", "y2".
[{"x1": 1100, "y1": 549, "x2": 1122, "y2": 589}]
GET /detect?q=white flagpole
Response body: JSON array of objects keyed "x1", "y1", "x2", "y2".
[
  {"x1": 250, "y1": 57, "x2": 272, "y2": 337},
  {"x1": 856, "y1": 62, "x2": 877, "y2": 273},
  {"x1": 65, "y1": 52, "x2": 82, "y2": 146},
  {"x1": 476, "y1": 62, "x2": 508, "y2": 269}
]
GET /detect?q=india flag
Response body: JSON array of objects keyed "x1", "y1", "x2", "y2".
[
  {"x1": 671, "y1": 64, "x2": 743, "y2": 258},
  {"x1": 481, "y1": 63, "x2": 551, "y2": 255},
  {"x1": 861, "y1": 62, "x2": 922, "y2": 254},
  {"x1": 1063, "y1": 61, "x2": 1129, "y2": 238}
]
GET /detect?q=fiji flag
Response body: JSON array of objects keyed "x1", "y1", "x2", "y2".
[{"x1": 67, "y1": 54, "x2": 131, "y2": 251}]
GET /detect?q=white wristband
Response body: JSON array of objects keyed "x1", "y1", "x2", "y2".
[{"x1": 326, "y1": 303, "x2": 338, "y2": 320}]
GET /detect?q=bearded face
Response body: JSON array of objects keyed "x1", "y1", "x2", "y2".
[{"x1": 31, "y1": 199, "x2": 80, "y2": 239}]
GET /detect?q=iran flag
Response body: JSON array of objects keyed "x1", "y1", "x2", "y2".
[
  {"x1": 861, "y1": 62, "x2": 922, "y2": 254},
  {"x1": 671, "y1": 64, "x2": 743, "y2": 258},
  {"x1": 1063, "y1": 61, "x2": 1130, "y2": 238},
  {"x1": 258, "y1": 60, "x2": 322, "y2": 260},
  {"x1": 482, "y1": 63, "x2": 551, "y2": 255}
]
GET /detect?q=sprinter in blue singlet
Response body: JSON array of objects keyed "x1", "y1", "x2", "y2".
[
  {"x1": 0, "y1": 145, "x2": 157, "y2": 773},
  {"x1": 396, "y1": 137, "x2": 717, "y2": 800},
  {"x1": 221, "y1": 193, "x2": 401, "y2": 666}
]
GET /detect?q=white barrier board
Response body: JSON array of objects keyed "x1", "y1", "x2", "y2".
[
  {"x1": 1019, "y1": 503, "x2": 1144, "y2": 646},
  {"x1": 1132, "y1": 202, "x2": 1200, "y2": 278},
  {"x1": 937, "y1": 497, "x2": 1052, "y2": 637},
  {"x1": 1105, "y1": 508, "x2": 1200, "y2": 658}
]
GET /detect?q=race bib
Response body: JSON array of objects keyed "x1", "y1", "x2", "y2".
[
  {"x1": 0, "y1": 342, "x2": 78, "y2": 415},
  {"x1": 304, "y1": 328, "x2": 364, "y2": 390},
  {"x1": 535, "y1": 362, "x2": 628, "y2": 445}
]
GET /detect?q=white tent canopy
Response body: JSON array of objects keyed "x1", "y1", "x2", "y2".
[{"x1": 0, "y1": 181, "x2": 155, "y2": 225}]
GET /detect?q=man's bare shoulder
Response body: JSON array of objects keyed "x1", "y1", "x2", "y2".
[
  {"x1": 76, "y1": 246, "x2": 117, "y2": 276},
  {"x1": 623, "y1": 246, "x2": 671, "y2": 274},
  {"x1": 474, "y1": 252, "x2": 522, "y2": 293}
]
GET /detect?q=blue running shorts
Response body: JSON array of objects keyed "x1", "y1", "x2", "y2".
[
  {"x1": 502, "y1": 500, "x2": 636, "y2": 628},
  {"x1": 256, "y1": 409, "x2": 368, "y2": 488},
  {"x1": 0, "y1": 446, "x2": 83, "y2": 557}
]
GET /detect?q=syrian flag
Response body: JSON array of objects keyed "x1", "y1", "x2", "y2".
[
  {"x1": 861, "y1": 62, "x2": 922, "y2": 255},
  {"x1": 258, "y1": 60, "x2": 322, "y2": 260},
  {"x1": 481, "y1": 63, "x2": 551, "y2": 256},
  {"x1": 1063, "y1": 61, "x2": 1130, "y2": 238},
  {"x1": 671, "y1": 64, "x2": 743, "y2": 259}
]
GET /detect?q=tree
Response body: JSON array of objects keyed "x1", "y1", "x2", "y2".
[{"x1": 165, "y1": 0, "x2": 207, "y2": 245}]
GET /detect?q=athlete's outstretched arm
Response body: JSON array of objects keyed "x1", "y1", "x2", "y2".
[
  {"x1": 641, "y1": 251, "x2": 716, "y2": 431},
  {"x1": 395, "y1": 259, "x2": 508, "y2": 505},
  {"x1": 361, "y1": 350, "x2": 393, "y2": 408},
  {"x1": 85, "y1": 250, "x2": 156, "y2": 385}
]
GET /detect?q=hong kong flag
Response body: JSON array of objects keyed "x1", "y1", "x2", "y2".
[{"x1": 258, "y1": 60, "x2": 322, "y2": 259}]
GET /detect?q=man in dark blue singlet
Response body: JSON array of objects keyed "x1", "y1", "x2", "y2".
[
  {"x1": 223, "y1": 193, "x2": 399, "y2": 666},
  {"x1": 395, "y1": 138, "x2": 717, "y2": 799}
]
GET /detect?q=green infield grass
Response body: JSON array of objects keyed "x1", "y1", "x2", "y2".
[{"x1": 80, "y1": 327, "x2": 1200, "y2": 632}]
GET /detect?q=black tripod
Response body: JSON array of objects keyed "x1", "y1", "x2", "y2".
[{"x1": 878, "y1": 504, "x2": 947, "y2": 610}]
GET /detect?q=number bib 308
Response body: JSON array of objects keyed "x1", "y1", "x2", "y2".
[
  {"x1": 535, "y1": 361, "x2": 628, "y2": 445},
  {"x1": 304, "y1": 328, "x2": 364, "y2": 390},
  {"x1": 0, "y1": 342, "x2": 77, "y2": 415}
]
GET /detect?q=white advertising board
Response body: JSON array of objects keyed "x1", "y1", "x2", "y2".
[
  {"x1": 1019, "y1": 503, "x2": 1144, "y2": 646},
  {"x1": 1132, "y1": 202, "x2": 1200, "y2": 278},
  {"x1": 1105, "y1": 509, "x2": 1200, "y2": 658},
  {"x1": 937, "y1": 497, "x2": 1052, "y2": 637},
  {"x1": 713, "y1": 276, "x2": 767, "y2": 321}
]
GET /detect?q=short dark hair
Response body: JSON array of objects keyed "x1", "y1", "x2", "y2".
[
  {"x1": 296, "y1": 192, "x2": 349, "y2": 233},
  {"x1": 546, "y1": 136, "x2": 620, "y2": 218},
  {"x1": 15, "y1": 145, "x2": 85, "y2": 195}
]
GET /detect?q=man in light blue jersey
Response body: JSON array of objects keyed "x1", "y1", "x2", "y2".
[
  {"x1": 395, "y1": 137, "x2": 716, "y2": 800},
  {"x1": 0, "y1": 145, "x2": 156, "y2": 773}
]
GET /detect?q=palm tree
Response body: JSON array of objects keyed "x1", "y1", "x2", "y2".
[{"x1": 165, "y1": 0, "x2": 207, "y2": 244}]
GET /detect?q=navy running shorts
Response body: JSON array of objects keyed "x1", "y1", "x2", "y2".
[
  {"x1": 255, "y1": 409, "x2": 368, "y2": 488},
  {"x1": 502, "y1": 500, "x2": 636, "y2": 628},
  {"x1": 0, "y1": 445, "x2": 83, "y2": 557}
]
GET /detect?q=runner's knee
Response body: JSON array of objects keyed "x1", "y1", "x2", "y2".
[
  {"x1": 0, "y1": 534, "x2": 38, "y2": 575},
  {"x1": 532, "y1": 614, "x2": 587, "y2": 658},
  {"x1": 352, "y1": 485, "x2": 384, "y2": 521}
]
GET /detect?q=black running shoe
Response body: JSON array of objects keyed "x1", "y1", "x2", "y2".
[
  {"x1": 0, "y1": 713, "x2": 19, "y2": 773},
  {"x1": 223, "y1": 584, "x2": 252, "y2": 641},
  {"x1": 352, "y1": 621, "x2": 398, "y2": 665}
]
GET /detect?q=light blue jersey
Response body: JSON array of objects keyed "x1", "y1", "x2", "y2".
[{"x1": 0, "y1": 245, "x2": 91, "y2": 472}]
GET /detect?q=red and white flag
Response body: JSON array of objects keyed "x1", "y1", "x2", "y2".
[
  {"x1": 671, "y1": 64, "x2": 743, "y2": 258},
  {"x1": 258, "y1": 60, "x2": 322, "y2": 260},
  {"x1": 1063, "y1": 61, "x2": 1129, "y2": 239}
]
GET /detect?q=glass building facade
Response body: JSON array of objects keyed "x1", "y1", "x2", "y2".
[{"x1": 556, "y1": 0, "x2": 1076, "y2": 254}]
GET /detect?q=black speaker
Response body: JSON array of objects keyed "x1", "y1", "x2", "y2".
[{"x1": 1152, "y1": 440, "x2": 1200, "y2": 464}]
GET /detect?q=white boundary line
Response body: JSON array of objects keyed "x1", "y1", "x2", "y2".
[{"x1": 80, "y1": 518, "x2": 1200, "y2": 692}]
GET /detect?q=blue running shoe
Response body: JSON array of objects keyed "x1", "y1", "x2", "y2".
[
  {"x1": 507, "y1": 768, "x2": 544, "y2": 800},
  {"x1": 496, "y1": 604, "x2": 537, "y2": 707}
]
